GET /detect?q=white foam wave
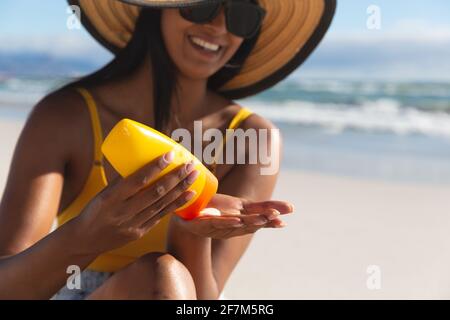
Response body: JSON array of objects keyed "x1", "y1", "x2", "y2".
[
  {"x1": 244, "y1": 99, "x2": 450, "y2": 138},
  {"x1": 0, "y1": 92, "x2": 43, "y2": 109},
  {"x1": 0, "y1": 78, "x2": 63, "y2": 109},
  {"x1": 285, "y1": 78, "x2": 450, "y2": 98}
]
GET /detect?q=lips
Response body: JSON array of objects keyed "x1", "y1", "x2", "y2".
[
  {"x1": 187, "y1": 37, "x2": 225, "y2": 63},
  {"x1": 191, "y1": 36, "x2": 220, "y2": 51},
  {"x1": 189, "y1": 35, "x2": 223, "y2": 53}
]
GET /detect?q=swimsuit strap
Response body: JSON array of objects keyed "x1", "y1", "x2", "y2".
[
  {"x1": 76, "y1": 87, "x2": 104, "y2": 165},
  {"x1": 210, "y1": 107, "x2": 254, "y2": 174},
  {"x1": 227, "y1": 107, "x2": 254, "y2": 131}
]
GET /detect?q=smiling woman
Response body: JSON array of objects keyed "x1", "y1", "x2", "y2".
[
  {"x1": 0, "y1": 0, "x2": 334, "y2": 300},
  {"x1": 64, "y1": 0, "x2": 262, "y2": 132}
]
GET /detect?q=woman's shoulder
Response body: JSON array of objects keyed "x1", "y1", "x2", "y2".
[
  {"x1": 32, "y1": 88, "x2": 84, "y2": 121},
  {"x1": 28, "y1": 87, "x2": 93, "y2": 136},
  {"x1": 224, "y1": 102, "x2": 278, "y2": 132},
  {"x1": 24, "y1": 87, "x2": 93, "y2": 159},
  {"x1": 210, "y1": 91, "x2": 277, "y2": 131},
  {"x1": 210, "y1": 98, "x2": 282, "y2": 180}
]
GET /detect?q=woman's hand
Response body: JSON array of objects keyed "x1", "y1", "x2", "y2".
[
  {"x1": 172, "y1": 193, "x2": 294, "y2": 239},
  {"x1": 73, "y1": 151, "x2": 199, "y2": 255}
]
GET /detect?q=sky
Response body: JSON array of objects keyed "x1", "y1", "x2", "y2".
[
  {"x1": 0, "y1": 0, "x2": 449, "y2": 80},
  {"x1": 1, "y1": 0, "x2": 449, "y2": 35}
]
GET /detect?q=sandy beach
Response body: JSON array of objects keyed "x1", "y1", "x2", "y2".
[
  {"x1": 1, "y1": 117, "x2": 450, "y2": 299},
  {"x1": 226, "y1": 170, "x2": 450, "y2": 299},
  {"x1": 0, "y1": 118, "x2": 25, "y2": 189}
]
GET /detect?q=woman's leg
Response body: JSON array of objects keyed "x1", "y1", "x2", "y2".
[{"x1": 87, "y1": 252, "x2": 196, "y2": 300}]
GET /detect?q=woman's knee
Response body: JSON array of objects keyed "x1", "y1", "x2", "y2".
[
  {"x1": 135, "y1": 252, "x2": 196, "y2": 299},
  {"x1": 136, "y1": 252, "x2": 184, "y2": 276}
]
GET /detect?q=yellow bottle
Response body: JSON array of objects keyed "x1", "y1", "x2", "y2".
[{"x1": 101, "y1": 119, "x2": 218, "y2": 220}]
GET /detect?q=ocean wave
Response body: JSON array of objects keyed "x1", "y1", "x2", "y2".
[
  {"x1": 2, "y1": 77, "x2": 450, "y2": 139},
  {"x1": 286, "y1": 78, "x2": 450, "y2": 99},
  {"x1": 244, "y1": 99, "x2": 450, "y2": 138},
  {"x1": 255, "y1": 79, "x2": 450, "y2": 113},
  {"x1": 0, "y1": 91, "x2": 44, "y2": 109},
  {"x1": 0, "y1": 77, "x2": 66, "y2": 109}
]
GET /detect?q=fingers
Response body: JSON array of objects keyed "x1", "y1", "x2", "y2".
[
  {"x1": 225, "y1": 215, "x2": 285, "y2": 231},
  {"x1": 194, "y1": 216, "x2": 243, "y2": 229},
  {"x1": 217, "y1": 213, "x2": 286, "y2": 229},
  {"x1": 126, "y1": 161, "x2": 199, "y2": 214},
  {"x1": 139, "y1": 190, "x2": 197, "y2": 230},
  {"x1": 198, "y1": 206, "x2": 286, "y2": 229},
  {"x1": 169, "y1": 213, "x2": 287, "y2": 240},
  {"x1": 193, "y1": 214, "x2": 285, "y2": 231},
  {"x1": 243, "y1": 201, "x2": 294, "y2": 215},
  {"x1": 265, "y1": 219, "x2": 287, "y2": 228},
  {"x1": 109, "y1": 151, "x2": 176, "y2": 201},
  {"x1": 224, "y1": 218, "x2": 285, "y2": 238},
  {"x1": 217, "y1": 208, "x2": 279, "y2": 222},
  {"x1": 240, "y1": 214, "x2": 270, "y2": 226}
]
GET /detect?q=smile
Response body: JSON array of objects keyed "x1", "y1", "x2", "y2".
[{"x1": 188, "y1": 36, "x2": 222, "y2": 53}]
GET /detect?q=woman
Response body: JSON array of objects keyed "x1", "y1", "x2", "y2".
[{"x1": 0, "y1": 0, "x2": 335, "y2": 299}]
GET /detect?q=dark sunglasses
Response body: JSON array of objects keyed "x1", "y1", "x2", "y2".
[{"x1": 179, "y1": 1, "x2": 266, "y2": 39}]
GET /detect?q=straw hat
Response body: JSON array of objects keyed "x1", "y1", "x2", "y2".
[{"x1": 68, "y1": 0, "x2": 336, "y2": 99}]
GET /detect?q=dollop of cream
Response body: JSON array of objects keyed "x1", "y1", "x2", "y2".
[{"x1": 200, "y1": 208, "x2": 221, "y2": 217}]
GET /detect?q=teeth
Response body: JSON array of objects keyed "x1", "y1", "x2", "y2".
[{"x1": 190, "y1": 36, "x2": 220, "y2": 52}]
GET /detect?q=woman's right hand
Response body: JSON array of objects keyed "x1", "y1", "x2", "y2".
[{"x1": 73, "y1": 151, "x2": 199, "y2": 255}]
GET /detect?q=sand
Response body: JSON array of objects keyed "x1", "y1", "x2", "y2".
[
  {"x1": 1, "y1": 118, "x2": 450, "y2": 299},
  {"x1": 0, "y1": 118, "x2": 25, "y2": 190},
  {"x1": 225, "y1": 171, "x2": 450, "y2": 299}
]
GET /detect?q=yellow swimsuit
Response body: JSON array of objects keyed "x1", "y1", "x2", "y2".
[{"x1": 57, "y1": 88, "x2": 254, "y2": 273}]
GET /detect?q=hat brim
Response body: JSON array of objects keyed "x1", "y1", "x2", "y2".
[{"x1": 68, "y1": 0, "x2": 336, "y2": 99}]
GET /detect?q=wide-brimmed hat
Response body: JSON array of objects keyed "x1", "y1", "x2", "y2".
[{"x1": 68, "y1": 0, "x2": 336, "y2": 99}]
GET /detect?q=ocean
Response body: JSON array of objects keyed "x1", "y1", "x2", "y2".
[{"x1": 1, "y1": 76, "x2": 450, "y2": 185}]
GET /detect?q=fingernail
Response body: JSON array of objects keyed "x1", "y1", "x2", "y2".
[
  {"x1": 185, "y1": 161, "x2": 195, "y2": 174},
  {"x1": 268, "y1": 209, "x2": 280, "y2": 221},
  {"x1": 159, "y1": 151, "x2": 174, "y2": 169},
  {"x1": 276, "y1": 222, "x2": 287, "y2": 228},
  {"x1": 164, "y1": 151, "x2": 175, "y2": 162},
  {"x1": 186, "y1": 170, "x2": 199, "y2": 185},
  {"x1": 185, "y1": 191, "x2": 196, "y2": 201}
]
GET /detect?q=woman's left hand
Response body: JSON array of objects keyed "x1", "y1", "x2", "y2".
[{"x1": 173, "y1": 193, "x2": 294, "y2": 239}]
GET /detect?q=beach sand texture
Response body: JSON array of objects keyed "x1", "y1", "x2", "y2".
[{"x1": 1, "y1": 118, "x2": 450, "y2": 299}]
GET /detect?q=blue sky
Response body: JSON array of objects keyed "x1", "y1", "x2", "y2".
[
  {"x1": 1, "y1": 0, "x2": 449, "y2": 35},
  {"x1": 1, "y1": 0, "x2": 450, "y2": 80}
]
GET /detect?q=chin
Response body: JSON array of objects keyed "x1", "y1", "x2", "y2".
[{"x1": 181, "y1": 66, "x2": 223, "y2": 81}]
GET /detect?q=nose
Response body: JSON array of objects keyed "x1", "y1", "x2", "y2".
[{"x1": 204, "y1": 7, "x2": 227, "y2": 35}]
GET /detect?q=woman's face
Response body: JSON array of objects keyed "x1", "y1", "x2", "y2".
[{"x1": 161, "y1": 5, "x2": 245, "y2": 80}]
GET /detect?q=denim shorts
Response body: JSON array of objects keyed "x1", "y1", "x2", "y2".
[
  {"x1": 51, "y1": 269, "x2": 228, "y2": 300},
  {"x1": 51, "y1": 270, "x2": 112, "y2": 300}
]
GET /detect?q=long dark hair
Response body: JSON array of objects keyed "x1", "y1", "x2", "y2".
[{"x1": 63, "y1": 7, "x2": 260, "y2": 133}]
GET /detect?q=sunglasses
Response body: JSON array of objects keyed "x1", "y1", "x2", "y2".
[{"x1": 179, "y1": 1, "x2": 266, "y2": 39}]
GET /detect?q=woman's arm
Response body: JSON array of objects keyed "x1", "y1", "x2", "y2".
[
  {"x1": 0, "y1": 219, "x2": 99, "y2": 299},
  {"x1": 0, "y1": 93, "x2": 92, "y2": 298},
  {"x1": 0, "y1": 91, "x2": 200, "y2": 298},
  {"x1": 0, "y1": 152, "x2": 199, "y2": 299},
  {"x1": 0, "y1": 95, "x2": 70, "y2": 256},
  {"x1": 167, "y1": 115, "x2": 290, "y2": 299}
]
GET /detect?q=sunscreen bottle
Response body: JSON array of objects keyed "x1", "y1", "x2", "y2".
[{"x1": 102, "y1": 119, "x2": 218, "y2": 220}]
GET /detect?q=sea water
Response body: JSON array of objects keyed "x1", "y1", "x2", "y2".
[{"x1": 1, "y1": 76, "x2": 449, "y2": 185}]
